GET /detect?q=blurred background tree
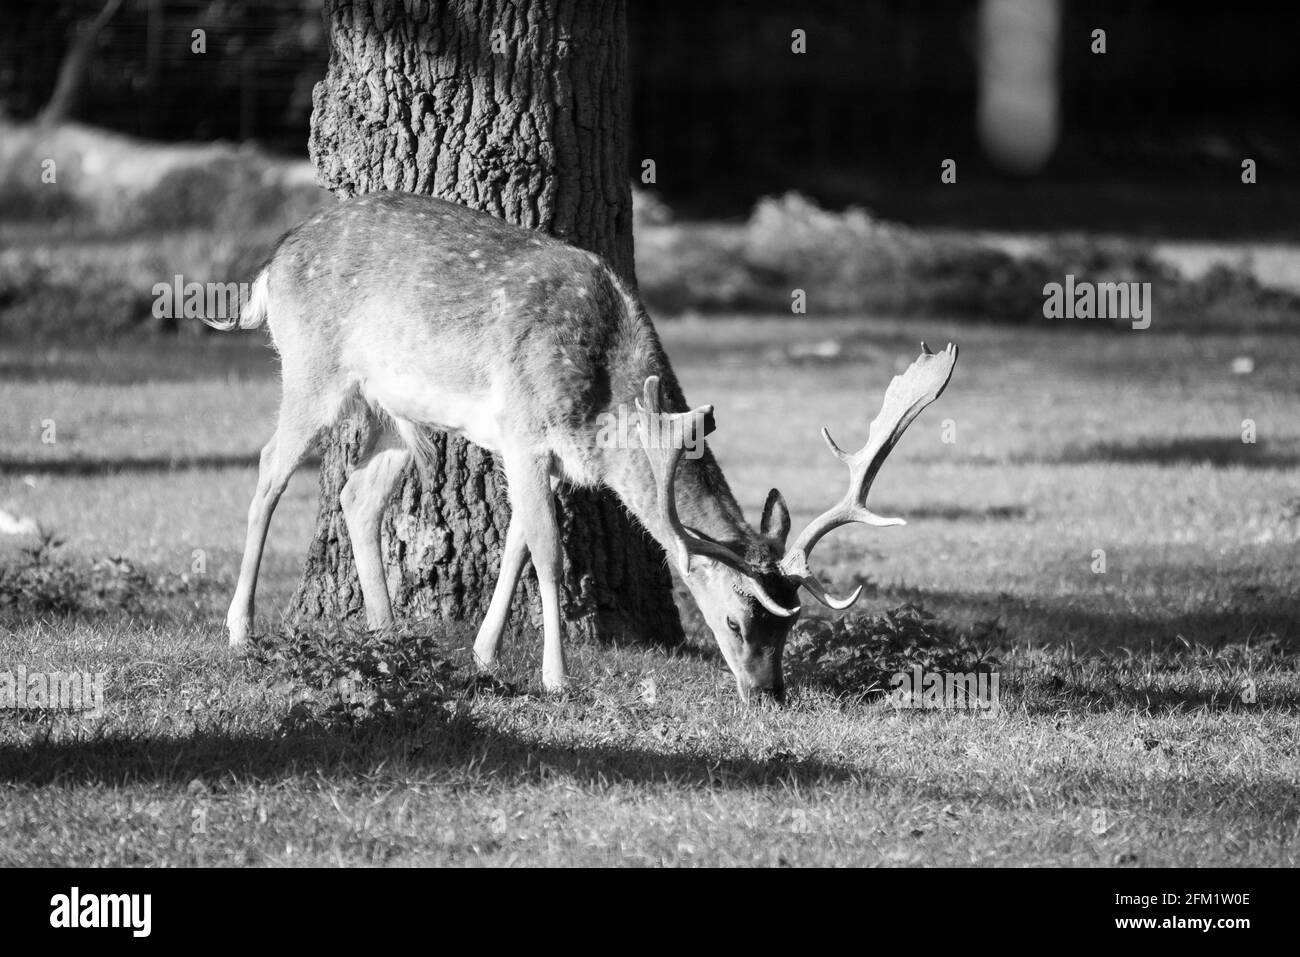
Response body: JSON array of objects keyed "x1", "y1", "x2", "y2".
[
  {"x1": 36, "y1": 0, "x2": 127, "y2": 125},
  {"x1": 5, "y1": 0, "x2": 327, "y2": 150}
]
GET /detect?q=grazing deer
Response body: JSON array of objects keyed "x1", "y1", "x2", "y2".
[{"x1": 218, "y1": 191, "x2": 957, "y2": 702}]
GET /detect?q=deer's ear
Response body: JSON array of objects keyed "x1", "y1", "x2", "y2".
[
  {"x1": 760, "y1": 488, "x2": 791, "y2": 548},
  {"x1": 701, "y1": 408, "x2": 716, "y2": 436}
]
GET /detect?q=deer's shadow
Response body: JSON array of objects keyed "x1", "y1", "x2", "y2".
[{"x1": 0, "y1": 701, "x2": 856, "y2": 792}]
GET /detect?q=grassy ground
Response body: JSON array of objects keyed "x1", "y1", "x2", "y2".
[{"x1": 1, "y1": 316, "x2": 1298, "y2": 866}]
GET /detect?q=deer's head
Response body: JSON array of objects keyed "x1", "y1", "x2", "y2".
[{"x1": 637, "y1": 343, "x2": 958, "y2": 703}]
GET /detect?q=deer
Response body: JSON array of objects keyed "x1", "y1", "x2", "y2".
[{"x1": 216, "y1": 191, "x2": 957, "y2": 703}]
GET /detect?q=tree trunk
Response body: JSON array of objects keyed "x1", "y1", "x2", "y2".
[
  {"x1": 291, "y1": 0, "x2": 684, "y2": 650},
  {"x1": 38, "y1": 0, "x2": 125, "y2": 126}
]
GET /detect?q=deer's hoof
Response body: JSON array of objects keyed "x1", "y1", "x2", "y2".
[
  {"x1": 227, "y1": 617, "x2": 251, "y2": 650},
  {"x1": 542, "y1": 672, "x2": 569, "y2": 695}
]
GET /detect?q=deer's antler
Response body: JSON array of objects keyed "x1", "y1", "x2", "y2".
[
  {"x1": 637, "y1": 376, "x2": 798, "y2": 618},
  {"x1": 780, "y1": 342, "x2": 958, "y2": 608}
]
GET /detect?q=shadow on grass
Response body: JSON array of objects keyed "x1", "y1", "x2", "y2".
[
  {"x1": 0, "y1": 454, "x2": 321, "y2": 475},
  {"x1": 1038, "y1": 437, "x2": 1300, "y2": 469},
  {"x1": 0, "y1": 704, "x2": 860, "y2": 791},
  {"x1": 868, "y1": 583, "x2": 1300, "y2": 715},
  {"x1": 0, "y1": 339, "x2": 278, "y2": 385},
  {"x1": 2, "y1": 693, "x2": 1297, "y2": 823},
  {"x1": 902, "y1": 503, "x2": 1029, "y2": 522},
  {"x1": 0, "y1": 620, "x2": 841, "y2": 792},
  {"x1": 905, "y1": 584, "x2": 1300, "y2": 647},
  {"x1": 1014, "y1": 674, "x2": 1300, "y2": 714}
]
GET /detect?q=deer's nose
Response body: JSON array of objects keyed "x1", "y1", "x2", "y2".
[
  {"x1": 740, "y1": 680, "x2": 785, "y2": 707},
  {"x1": 739, "y1": 655, "x2": 785, "y2": 706}
]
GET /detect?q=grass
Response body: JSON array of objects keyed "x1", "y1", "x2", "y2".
[{"x1": 1, "y1": 315, "x2": 1298, "y2": 867}]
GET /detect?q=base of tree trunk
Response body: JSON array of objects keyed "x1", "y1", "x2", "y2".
[{"x1": 288, "y1": 408, "x2": 684, "y2": 649}]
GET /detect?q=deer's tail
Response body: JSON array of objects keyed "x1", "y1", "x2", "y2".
[
  {"x1": 199, "y1": 269, "x2": 269, "y2": 331},
  {"x1": 237, "y1": 270, "x2": 270, "y2": 329}
]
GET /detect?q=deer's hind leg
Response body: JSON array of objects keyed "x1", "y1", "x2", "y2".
[
  {"x1": 340, "y1": 420, "x2": 411, "y2": 630},
  {"x1": 228, "y1": 383, "x2": 347, "y2": 648}
]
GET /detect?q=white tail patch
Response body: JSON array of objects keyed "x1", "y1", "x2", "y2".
[{"x1": 239, "y1": 270, "x2": 269, "y2": 329}]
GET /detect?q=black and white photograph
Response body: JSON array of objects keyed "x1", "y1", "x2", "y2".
[{"x1": 0, "y1": 0, "x2": 1295, "y2": 898}]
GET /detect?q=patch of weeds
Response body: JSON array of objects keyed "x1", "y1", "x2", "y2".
[
  {"x1": 0, "y1": 256, "x2": 155, "y2": 341},
  {"x1": 0, "y1": 536, "x2": 83, "y2": 615},
  {"x1": 246, "y1": 623, "x2": 458, "y2": 729},
  {"x1": 130, "y1": 158, "x2": 325, "y2": 234},
  {"x1": 785, "y1": 603, "x2": 1003, "y2": 700},
  {"x1": 0, "y1": 179, "x2": 86, "y2": 222},
  {"x1": 903, "y1": 240, "x2": 1056, "y2": 321},
  {"x1": 638, "y1": 191, "x2": 1300, "y2": 328},
  {"x1": 85, "y1": 556, "x2": 153, "y2": 612},
  {"x1": 1173, "y1": 262, "x2": 1299, "y2": 331},
  {"x1": 0, "y1": 538, "x2": 203, "y2": 617},
  {"x1": 743, "y1": 192, "x2": 920, "y2": 313},
  {"x1": 632, "y1": 186, "x2": 673, "y2": 227},
  {"x1": 1170, "y1": 634, "x2": 1295, "y2": 672}
]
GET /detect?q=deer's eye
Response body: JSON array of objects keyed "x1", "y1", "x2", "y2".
[{"x1": 726, "y1": 617, "x2": 741, "y2": 635}]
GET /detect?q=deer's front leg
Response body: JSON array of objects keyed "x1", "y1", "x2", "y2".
[
  {"x1": 340, "y1": 431, "x2": 411, "y2": 630},
  {"x1": 502, "y1": 452, "x2": 567, "y2": 691},
  {"x1": 473, "y1": 516, "x2": 528, "y2": 670}
]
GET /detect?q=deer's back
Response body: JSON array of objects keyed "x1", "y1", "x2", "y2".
[{"x1": 263, "y1": 192, "x2": 651, "y2": 471}]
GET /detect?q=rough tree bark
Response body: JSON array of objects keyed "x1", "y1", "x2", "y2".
[{"x1": 290, "y1": 0, "x2": 684, "y2": 649}]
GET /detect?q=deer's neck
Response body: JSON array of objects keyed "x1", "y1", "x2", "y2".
[
  {"x1": 595, "y1": 380, "x2": 757, "y2": 562},
  {"x1": 596, "y1": 288, "x2": 760, "y2": 562},
  {"x1": 607, "y1": 437, "x2": 755, "y2": 561}
]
